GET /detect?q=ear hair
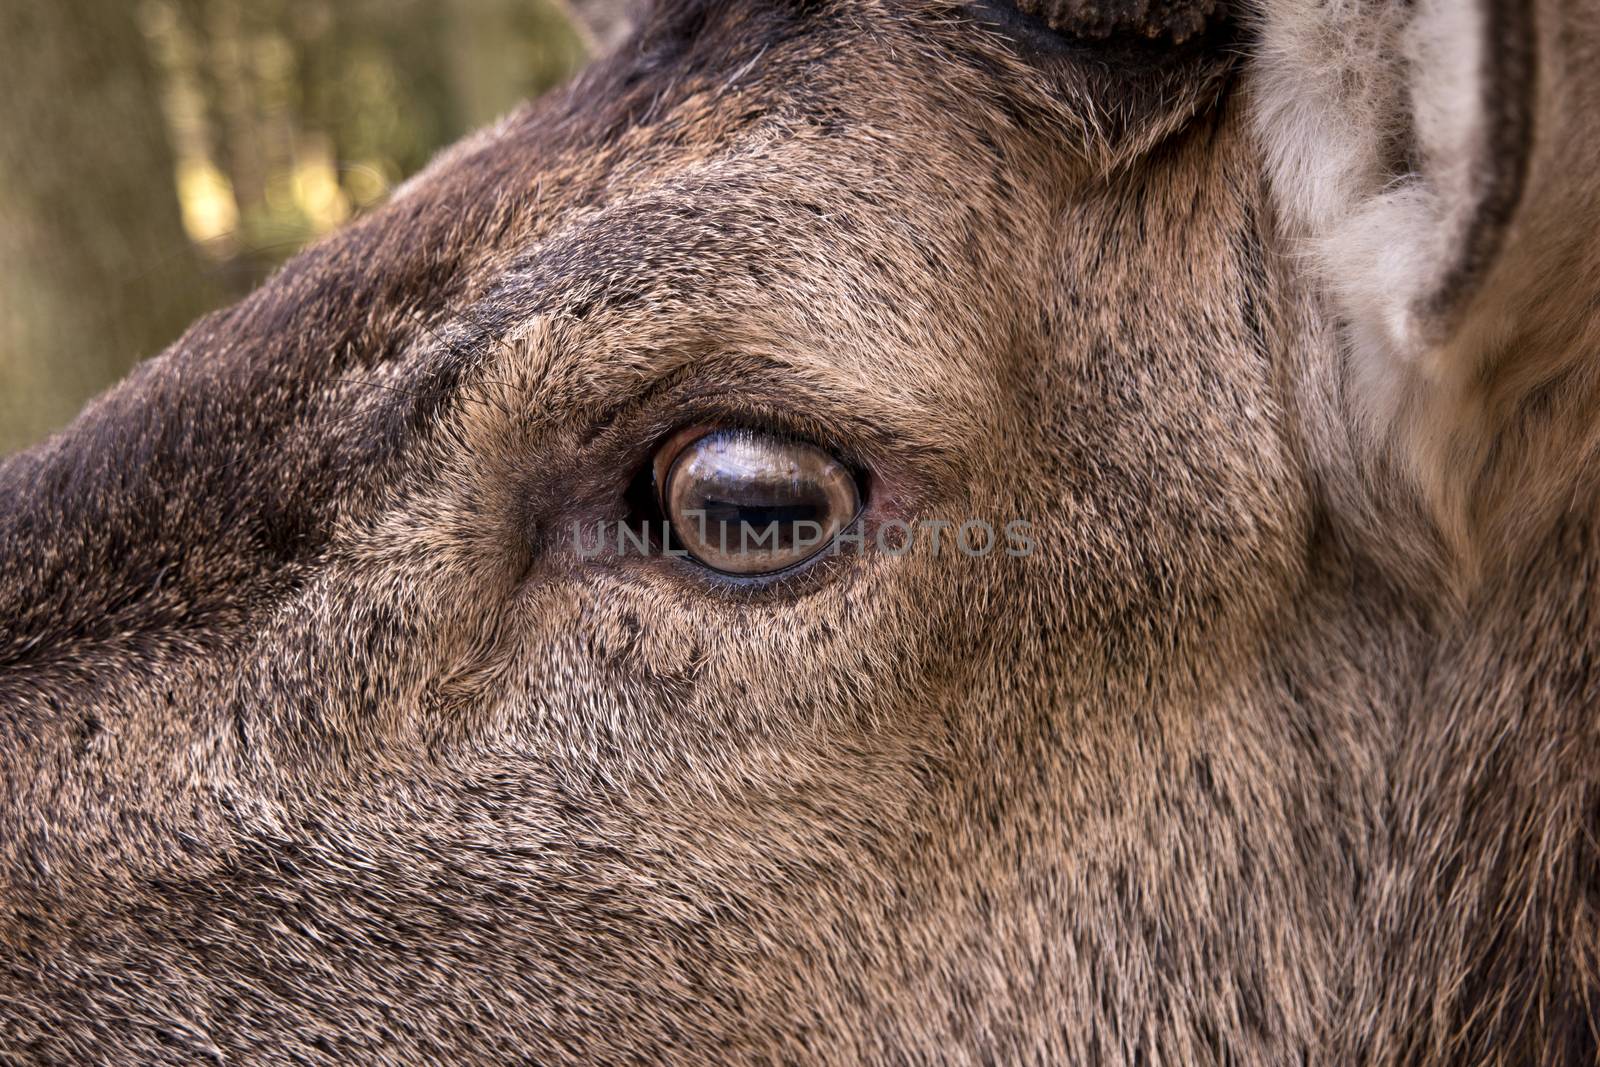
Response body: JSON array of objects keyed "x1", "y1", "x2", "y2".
[{"x1": 1251, "y1": 0, "x2": 1550, "y2": 561}]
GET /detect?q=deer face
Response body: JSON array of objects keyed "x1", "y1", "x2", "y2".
[{"x1": 4, "y1": 0, "x2": 1599, "y2": 1063}]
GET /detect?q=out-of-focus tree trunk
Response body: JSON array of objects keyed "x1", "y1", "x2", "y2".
[{"x1": 0, "y1": 0, "x2": 215, "y2": 454}]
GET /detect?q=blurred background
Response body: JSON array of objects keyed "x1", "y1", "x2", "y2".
[{"x1": 0, "y1": 0, "x2": 628, "y2": 454}]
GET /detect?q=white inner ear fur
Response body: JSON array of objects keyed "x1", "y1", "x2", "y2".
[{"x1": 1252, "y1": 0, "x2": 1495, "y2": 525}]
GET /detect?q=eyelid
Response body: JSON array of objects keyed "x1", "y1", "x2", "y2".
[{"x1": 539, "y1": 359, "x2": 949, "y2": 534}]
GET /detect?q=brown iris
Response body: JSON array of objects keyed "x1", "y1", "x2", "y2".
[{"x1": 653, "y1": 428, "x2": 860, "y2": 576}]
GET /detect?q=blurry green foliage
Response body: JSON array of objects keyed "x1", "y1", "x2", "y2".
[{"x1": 0, "y1": 0, "x2": 589, "y2": 453}]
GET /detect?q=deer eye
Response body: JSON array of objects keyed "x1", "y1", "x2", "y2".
[{"x1": 652, "y1": 428, "x2": 861, "y2": 576}]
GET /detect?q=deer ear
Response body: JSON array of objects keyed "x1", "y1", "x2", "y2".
[{"x1": 1252, "y1": 0, "x2": 1600, "y2": 545}]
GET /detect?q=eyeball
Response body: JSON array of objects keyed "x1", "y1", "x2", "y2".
[{"x1": 654, "y1": 429, "x2": 860, "y2": 576}]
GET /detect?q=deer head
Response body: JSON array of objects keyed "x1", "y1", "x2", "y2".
[{"x1": 3, "y1": 0, "x2": 1598, "y2": 1062}]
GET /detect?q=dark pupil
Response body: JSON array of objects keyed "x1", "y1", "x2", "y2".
[{"x1": 693, "y1": 497, "x2": 827, "y2": 550}]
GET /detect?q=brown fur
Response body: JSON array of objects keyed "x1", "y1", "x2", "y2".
[{"x1": 1, "y1": 1, "x2": 1596, "y2": 1063}]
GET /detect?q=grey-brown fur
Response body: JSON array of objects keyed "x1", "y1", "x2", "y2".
[{"x1": 1, "y1": 0, "x2": 1597, "y2": 1063}]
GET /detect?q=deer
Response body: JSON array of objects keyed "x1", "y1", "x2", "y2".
[{"x1": 2, "y1": 0, "x2": 1598, "y2": 1062}]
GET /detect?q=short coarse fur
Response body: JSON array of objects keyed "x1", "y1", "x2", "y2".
[{"x1": 1, "y1": 0, "x2": 1597, "y2": 1063}]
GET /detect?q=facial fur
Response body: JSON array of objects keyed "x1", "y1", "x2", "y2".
[{"x1": 2, "y1": 1, "x2": 1598, "y2": 1064}]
